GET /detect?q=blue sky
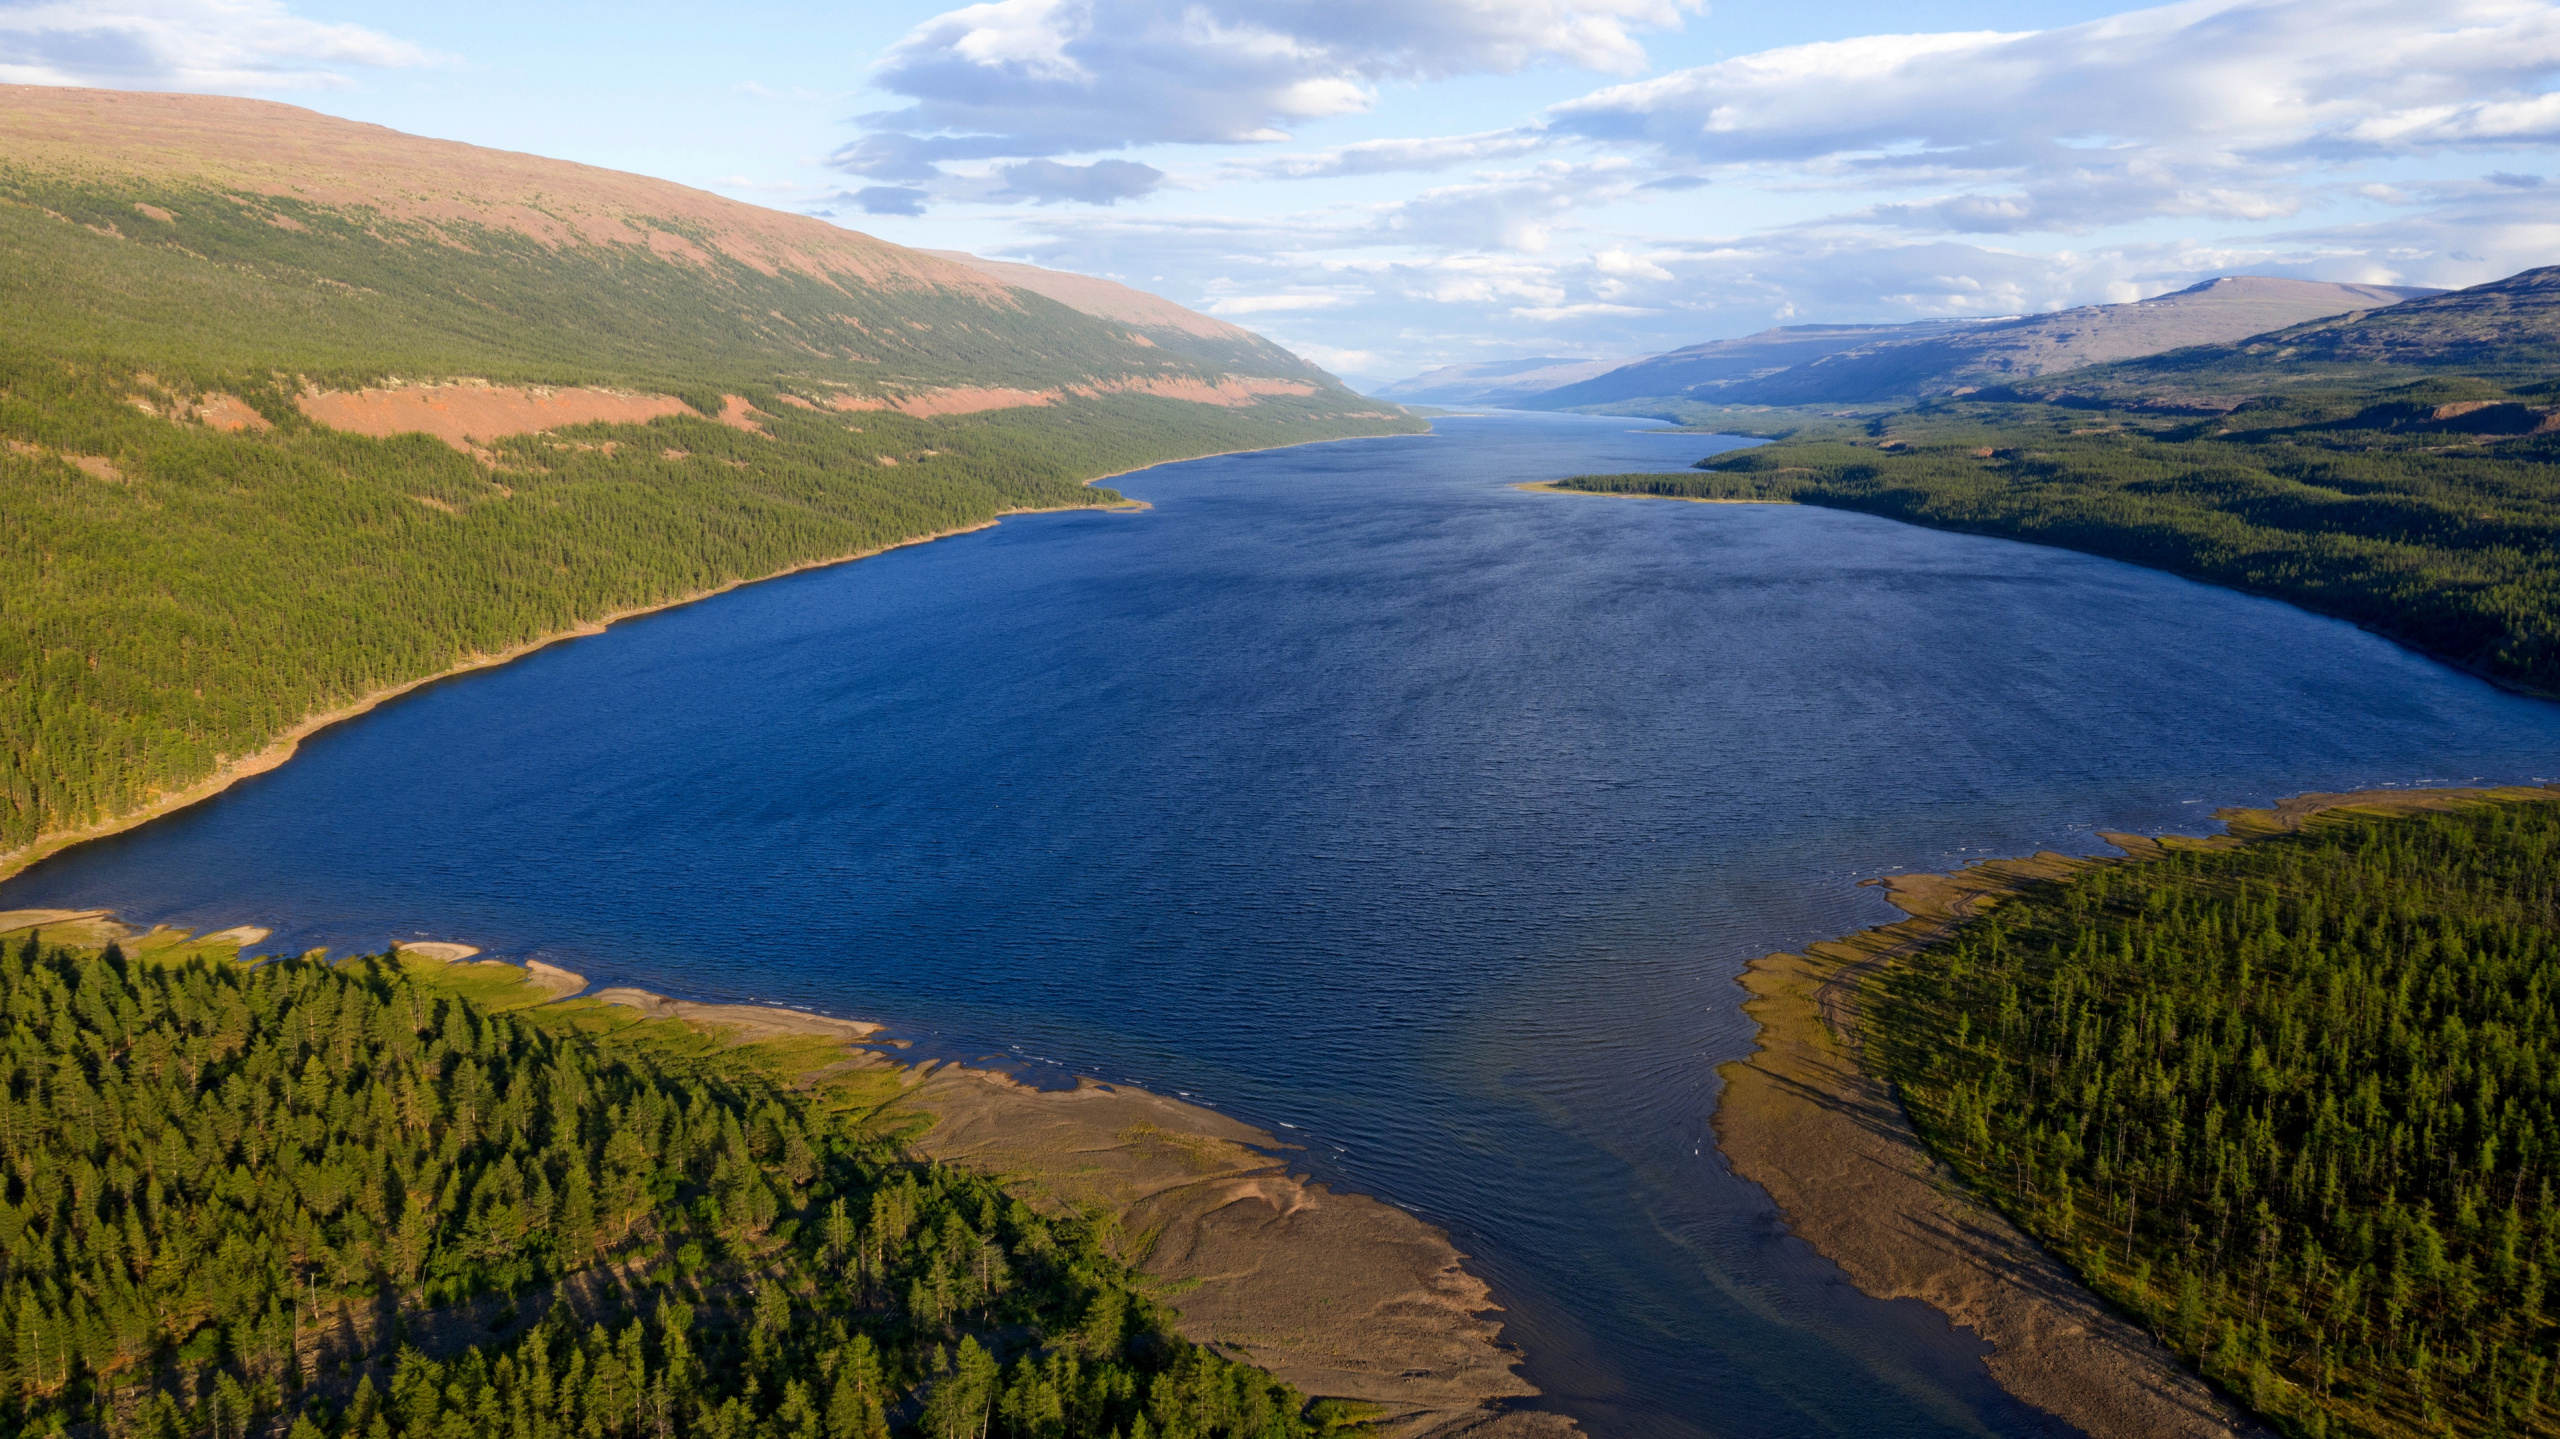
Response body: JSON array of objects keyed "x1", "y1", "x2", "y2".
[{"x1": 8, "y1": 0, "x2": 2560, "y2": 385}]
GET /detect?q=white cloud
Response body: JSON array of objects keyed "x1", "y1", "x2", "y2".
[
  {"x1": 0, "y1": 0, "x2": 444, "y2": 90},
  {"x1": 1202, "y1": 293, "x2": 1357, "y2": 314},
  {"x1": 842, "y1": 0, "x2": 2560, "y2": 380},
  {"x1": 834, "y1": 0, "x2": 1696, "y2": 205},
  {"x1": 1283, "y1": 338, "x2": 1382, "y2": 375},
  {"x1": 1545, "y1": 0, "x2": 2560, "y2": 233},
  {"x1": 1223, "y1": 128, "x2": 1551, "y2": 180}
]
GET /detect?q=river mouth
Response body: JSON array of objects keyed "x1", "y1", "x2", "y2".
[{"x1": 10, "y1": 411, "x2": 2558, "y2": 1438}]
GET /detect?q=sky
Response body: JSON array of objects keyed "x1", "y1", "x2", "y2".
[{"x1": 7, "y1": 1, "x2": 2560, "y2": 387}]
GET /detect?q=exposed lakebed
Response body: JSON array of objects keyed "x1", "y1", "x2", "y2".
[{"x1": 11, "y1": 412, "x2": 2560, "y2": 1437}]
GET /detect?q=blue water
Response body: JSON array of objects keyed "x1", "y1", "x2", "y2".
[{"x1": 10, "y1": 411, "x2": 2560, "y2": 1438}]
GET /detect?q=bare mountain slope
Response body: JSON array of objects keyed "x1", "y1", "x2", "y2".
[
  {"x1": 1732, "y1": 276, "x2": 2442, "y2": 404},
  {"x1": 1526, "y1": 277, "x2": 2438, "y2": 412},
  {"x1": 923, "y1": 248, "x2": 1327, "y2": 377},
  {"x1": 2017, "y1": 264, "x2": 2560, "y2": 407},
  {"x1": 3, "y1": 86, "x2": 999, "y2": 300},
  {"x1": 1370, "y1": 357, "x2": 1630, "y2": 406}
]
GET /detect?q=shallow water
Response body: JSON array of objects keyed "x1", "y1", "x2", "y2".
[{"x1": 12, "y1": 412, "x2": 2560, "y2": 1437}]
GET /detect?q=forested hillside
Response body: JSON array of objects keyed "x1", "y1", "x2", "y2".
[
  {"x1": 0, "y1": 934, "x2": 1340, "y2": 1439},
  {"x1": 0, "y1": 87, "x2": 1418, "y2": 864},
  {"x1": 1868, "y1": 796, "x2": 2560, "y2": 1438},
  {"x1": 1552, "y1": 390, "x2": 2560, "y2": 692},
  {"x1": 1546, "y1": 270, "x2": 2560, "y2": 693}
]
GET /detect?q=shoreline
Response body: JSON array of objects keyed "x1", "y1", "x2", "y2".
[
  {"x1": 0, "y1": 514, "x2": 1026, "y2": 882},
  {"x1": 568, "y1": 969, "x2": 1575, "y2": 1438},
  {"x1": 1509, "y1": 480, "x2": 1788, "y2": 503},
  {"x1": 1, "y1": 420, "x2": 1427, "y2": 885},
  {"x1": 0, "y1": 907, "x2": 1571, "y2": 1439},
  {"x1": 1712, "y1": 784, "x2": 2558, "y2": 1438}
]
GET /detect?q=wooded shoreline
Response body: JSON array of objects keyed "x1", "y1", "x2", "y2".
[
  {"x1": 1713, "y1": 784, "x2": 2560, "y2": 1438},
  {"x1": 0, "y1": 909, "x2": 1573, "y2": 1439}
]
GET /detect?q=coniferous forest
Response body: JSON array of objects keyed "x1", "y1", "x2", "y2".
[
  {"x1": 1553, "y1": 393, "x2": 2560, "y2": 697},
  {"x1": 1871, "y1": 798, "x2": 2560, "y2": 1438},
  {"x1": 0, "y1": 167, "x2": 1419, "y2": 857},
  {"x1": 0, "y1": 937, "x2": 1341, "y2": 1439}
]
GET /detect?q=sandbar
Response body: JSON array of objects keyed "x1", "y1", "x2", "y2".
[{"x1": 566, "y1": 983, "x2": 1570, "y2": 1439}]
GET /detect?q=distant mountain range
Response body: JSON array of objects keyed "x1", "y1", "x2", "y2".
[
  {"x1": 1369, "y1": 356, "x2": 1630, "y2": 406},
  {"x1": 1513, "y1": 320, "x2": 1997, "y2": 409},
  {"x1": 1390, "y1": 276, "x2": 2447, "y2": 413},
  {"x1": 2015, "y1": 265, "x2": 2560, "y2": 409}
]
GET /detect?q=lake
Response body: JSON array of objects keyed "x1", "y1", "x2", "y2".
[{"x1": 9, "y1": 411, "x2": 2558, "y2": 1437}]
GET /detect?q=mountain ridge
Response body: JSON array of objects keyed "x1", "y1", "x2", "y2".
[
  {"x1": 2009, "y1": 264, "x2": 2560, "y2": 407},
  {"x1": 1368, "y1": 356, "x2": 1629, "y2": 406},
  {"x1": 0, "y1": 85, "x2": 1379, "y2": 412},
  {"x1": 1516, "y1": 319, "x2": 1995, "y2": 409},
  {"x1": 1514, "y1": 275, "x2": 2442, "y2": 413}
]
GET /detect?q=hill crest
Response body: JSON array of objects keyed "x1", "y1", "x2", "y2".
[
  {"x1": 0, "y1": 85, "x2": 1001, "y2": 299},
  {"x1": 1525, "y1": 276, "x2": 2441, "y2": 411},
  {"x1": 2010, "y1": 265, "x2": 2560, "y2": 406}
]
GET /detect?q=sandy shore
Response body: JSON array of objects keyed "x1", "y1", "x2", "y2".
[
  {"x1": 898, "y1": 1061, "x2": 1570, "y2": 1439},
  {"x1": 584, "y1": 982, "x2": 1571, "y2": 1439},
  {"x1": 1715, "y1": 785, "x2": 2558, "y2": 1438}
]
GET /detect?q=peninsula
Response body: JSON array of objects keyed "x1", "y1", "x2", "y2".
[{"x1": 1718, "y1": 784, "x2": 2560, "y2": 1438}]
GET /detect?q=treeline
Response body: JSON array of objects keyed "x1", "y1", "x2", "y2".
[
  {"x1": 1554, "y1": 392, "x2": 2560, "y2": 693},
  {"x1": 0, "y1": 935, "x2": 1344, "y2": 1438},
  {"x1": 1869, "y1": 798, "x2": 2560, "y2": 1437}
]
